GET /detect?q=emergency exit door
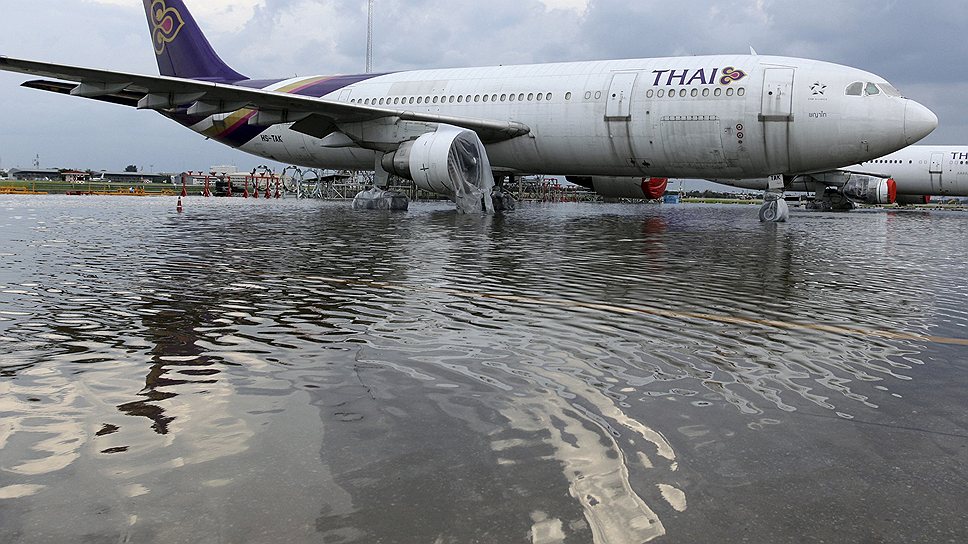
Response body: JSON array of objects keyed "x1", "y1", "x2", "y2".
[{"x1": 759, "y1": 67, "x2": 795, "y2": 173}]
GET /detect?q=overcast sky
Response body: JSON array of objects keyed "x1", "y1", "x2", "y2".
[{"x1": 0, "y1": 0, "x2": 965, "y2": 175}]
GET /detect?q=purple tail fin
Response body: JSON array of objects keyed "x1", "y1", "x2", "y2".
[{"x1": 143, "y1": 0, "x2": 247, "y2": 83}]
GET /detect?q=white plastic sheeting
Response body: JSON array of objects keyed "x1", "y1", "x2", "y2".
[
  {"x1": 409, "y1": 125, "x2": 494, "y2": 213},
  {"x1": 352, "y1": 187, "x2": 409, "y2": 210}
]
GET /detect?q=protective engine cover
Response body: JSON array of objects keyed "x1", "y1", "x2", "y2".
[
  {"x1": 842, "y1": 175, "x2": 897, "y2": 205},
  {"x1": 382, "y1": 124, "x2": 493, "y2": 212}
]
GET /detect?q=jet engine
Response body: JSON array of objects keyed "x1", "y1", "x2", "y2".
[
  {"x1": 566, "y1": 176, "x2": 669, "y2": 200},
  {"x1": 842, "y1": 175, "x2": 897, "y2": 205},
  {"x1": 382, "y1": 125, "x2": 494, "y2": 212},
  {"x1": 895, "y1": 195, "x2": 931, "y2": 206}
]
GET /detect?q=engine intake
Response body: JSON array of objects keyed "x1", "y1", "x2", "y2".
[{"x1": 382, "y1": 125, "x2": 494, "y2": 212}]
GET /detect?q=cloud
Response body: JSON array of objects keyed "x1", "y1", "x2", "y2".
[{"x1": 0, "y1": 0, "x2": 965, "y2": 172}]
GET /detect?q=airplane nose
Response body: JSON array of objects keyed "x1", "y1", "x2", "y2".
[{"x1": 904, "y1": 100, "x2": 938, "y2": 144}]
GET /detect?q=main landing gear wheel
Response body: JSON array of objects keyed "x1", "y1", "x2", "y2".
[{"x1": 759, "y1": 192, "x2": 789, "y2": 222}]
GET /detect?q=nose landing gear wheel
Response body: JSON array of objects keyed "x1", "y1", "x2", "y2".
[{"x1": 759, "y1": 192, "x2": 789, "y2": 222}]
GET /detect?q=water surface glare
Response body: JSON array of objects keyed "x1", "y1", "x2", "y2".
[{"x1": 1, "y1": 196, "x2": 966, "y2": 543}]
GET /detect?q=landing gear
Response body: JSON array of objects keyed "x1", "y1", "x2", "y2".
[
  {"x1": 759, "y1": 192, "x2": 790, "y2": 222},
  {"x1": 806, "y1": 188, "x2": 855, "y2": 212},
  {"x1": 759, "y1": 175, "x2": 789, "y2": 222},
  {"x1": 490, "y1": 174, "x2": 516, "y2": 212},
  {"x1": 352, "y1": 155, "x2": 409, "y2": 211}
]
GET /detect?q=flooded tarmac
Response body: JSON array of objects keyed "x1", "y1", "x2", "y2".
[{"x1": 1, "y1": 196, "x2": 966, "y2": 543}]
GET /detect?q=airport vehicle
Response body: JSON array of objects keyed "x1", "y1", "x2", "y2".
[
  {"x1": 706, "y1": 145, "x2": 968, "y2": 209},
  {"x1": 0, "y1": 0, "x2": 937, "y2": 218}
]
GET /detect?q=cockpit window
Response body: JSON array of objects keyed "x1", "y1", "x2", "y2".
[
  {"x1": 846, "y1": 82, "x2": 863, "y2": 96},
  {"x1": 865, "y1": 82, "x2": 880, "y2": 96},
  {"x1": 878, "y1": 83, "x2": 903, "y2": 97}
]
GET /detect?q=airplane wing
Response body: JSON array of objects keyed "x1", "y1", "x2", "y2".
[{"x1": 0, "y1": 56, "x2": 531, "y2": 144}]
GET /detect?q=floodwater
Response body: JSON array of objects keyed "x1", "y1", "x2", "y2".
[{"x1": 0, "y1": 195, "x2": 966, "y2": 544}]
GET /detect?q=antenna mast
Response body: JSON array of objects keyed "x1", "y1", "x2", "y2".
[{"x1": 365, "y1": 0, "x2": 374, "y2": 73}]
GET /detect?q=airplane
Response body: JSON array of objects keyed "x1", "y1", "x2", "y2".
[
  {"x1": 0, "y1": 0, "x2": 938, "y2": 220},
  {"x1": 703, "y1": 145, "x2": 968, "y2": 209}
]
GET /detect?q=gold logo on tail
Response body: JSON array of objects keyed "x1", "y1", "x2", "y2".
[{"x1": 151, "y1": 1, "x2": 185, "y2": 55}]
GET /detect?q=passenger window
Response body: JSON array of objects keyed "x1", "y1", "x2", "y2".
[
  {"x1": 657, "y1": 89, "x2": 665, "y2": 98},
  {"x1": 483, "y1": 94, "x2": 489, "y2": 102},
  {"x1": 737, "y1": 88, "x2": 746, "y2": 96},
  {"x1": 565, "y1": 92, "x2": 572, "y2": 100},
  {"x1": 509, "y1": 94, "x2": 515, "y2": 102},
  {"x1": 690, "y1": 89, "x2": 698, "y2": 97},
  {"x1": 714, "y1": 88, "x2": 722, "y2": 97},
  {"x1": 457, "y1": 95, "x2": 463, "y2": 103},
  {"x1": 492, "y1": 94, "x2": 498, "y2": 102},
  {"x1": 865, "y1": 83, "x2": 880, "y2": 96},
  {"x1": 475, "y1": 95, "x2": 480, "y2": 102},
  {"x1": 702, "y1": 88, "x2": 710, "y2": 97},
  {"x1": 646, "y1": 89, "x2": 654, "y2": 98},
  {"x1": 846, "y1": 82, "x2": 863, "y2": 96},
  {"x1": 528, "y1": 93, "x2": 534, "y2": 101},
  {"x1": 519, "y1": 93, "x2": 525, "y2": 101},
  {"x1": 726, "y1": 88, "x2": 734, "y2": 96},
  {"x1": 536, "y1": 93, "x2": 542, "y2": 101},
  {"x1": 679, "y1": 89, "x2": 687, "y2": 97},
  {"x1": 546, "y1": 93, "x2": 552, "y2": 101}
]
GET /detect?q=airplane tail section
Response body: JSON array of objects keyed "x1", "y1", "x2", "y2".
[{"x1": 142, "y1": 0, "x2": 247, "y2": 82}]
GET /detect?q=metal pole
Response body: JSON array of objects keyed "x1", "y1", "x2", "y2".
[{"x1": 366, "y1": 0, "x2": 374, "y2": 73}]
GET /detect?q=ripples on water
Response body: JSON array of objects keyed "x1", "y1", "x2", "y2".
[{"x1": 0, "y1": 196, "x2": 965, "y2": 542}]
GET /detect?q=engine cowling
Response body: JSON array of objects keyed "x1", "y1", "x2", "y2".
[
  {"x1": 381, "y1": 125, "x2": 493, "y2": 212},
  {"x1": 565, "y1": 176, "x2": 669, "y2": 200},
  {"x1": 895, "y1": 195, "x2": 931, "y2": 206},
  {"x1": 842, "y1": 175, "x2": 897, "y2": 205}
]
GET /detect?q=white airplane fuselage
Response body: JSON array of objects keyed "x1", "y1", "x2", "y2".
[
  {"x1": 711, "y1": 145, "x2": 968, "y2": 197},
  {"x1": 189, "y1": 56, "x2": 936, "y2": 180},
  {"x1": 849, "y1": 146, "x2": 968, "y2": 196}
]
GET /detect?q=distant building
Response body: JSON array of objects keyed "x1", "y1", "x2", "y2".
[
  {"x1": 61, "y1": 170, "x2": 90, "y2": 183},
  {"x1": 95, "y1": 172, "x2": 173, "y2": 184},
  {"x1": 8, "y1": 168, "x2": 63, "y2": 181}
]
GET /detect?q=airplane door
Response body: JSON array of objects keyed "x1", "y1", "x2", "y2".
[
  {"x1": 759, "y1": 67, "x2": 795, "y2": 173},
  {"x1": 930, "y1": 152, "x2": 944, "y2": 192},
  {"x1": 605, "y1": 72, "x2": 638, "y2": 120},
  {"x1": 604, "y1": 72, "x2": 649, "y2": 172}
]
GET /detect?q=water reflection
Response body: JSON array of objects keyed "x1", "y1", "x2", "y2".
[{"x1": 0, "y1": 197, "x2": 966, "y2": 542}]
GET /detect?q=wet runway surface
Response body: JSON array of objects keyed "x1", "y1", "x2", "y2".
[{"x1": 1, "y1": 196, "x2": 966, "y2": 543}]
